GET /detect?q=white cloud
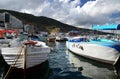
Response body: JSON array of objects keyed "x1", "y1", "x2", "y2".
[{"x1": 0, "y1": 0, "x2": 120, "y2": 28}]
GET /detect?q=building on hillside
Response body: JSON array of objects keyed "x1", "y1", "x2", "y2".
[
  {"x1": 24, "y1": 24, "x2": 35, "y2": 34},
  {"x1": 0, "y1": 12, "x2": 23, "y2": 33}
]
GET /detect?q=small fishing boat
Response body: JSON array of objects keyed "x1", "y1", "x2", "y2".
[
  {"x1": 56, "y1": 35, "x2": 67, "y2": 42},
  {"x1": 47, "y1": 35, "x2": 56, "y2": 42},
  {"x1": 0, "y1": 34, "x2": 51, "y2": 79},
  {"x1": 66, "y1": 24, "x2": 120, "y2": 66},
  {"x1": 0, "y1": 29, "x2": 18, "y2": 44}
]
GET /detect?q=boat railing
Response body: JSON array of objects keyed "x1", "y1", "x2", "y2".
[{"x1": 89, "y1": 35, "x2": 120, "y2": 42}]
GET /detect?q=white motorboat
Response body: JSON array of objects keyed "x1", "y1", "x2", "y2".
[{"x1": 66, "y1": 24, "x2": 120, "y2": 65}]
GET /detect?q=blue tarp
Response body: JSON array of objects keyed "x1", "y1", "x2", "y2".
[
  {"x1": 68, "y1": 38, "x2": 87, "y2": 42},
  {"x1": 92, "y1": 24, "x2": 120, "y2": 30}
]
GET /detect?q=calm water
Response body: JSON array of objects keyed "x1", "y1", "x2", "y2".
[
  {"x1": 47, "y1": 41, "x2": 120, "y2": 79},
  {"x1": 0, "y1": 41, "x2": 120, "y2": 79}
]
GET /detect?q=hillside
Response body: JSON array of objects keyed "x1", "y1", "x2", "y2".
[{"x1": 0, "y1": 9, "x2": 110, "y2": 35}]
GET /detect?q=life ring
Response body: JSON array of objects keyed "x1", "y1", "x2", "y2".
[{"x1": 24, "y1": 40, "x2": 37, "y2": 45}]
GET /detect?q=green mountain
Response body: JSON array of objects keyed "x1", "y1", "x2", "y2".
[
  {"x1": 0, "y1": 9, "x2": 80, "y2": 32},
  {"x1": 0, "y1": 9, "x2": 110, "y2": 35}
]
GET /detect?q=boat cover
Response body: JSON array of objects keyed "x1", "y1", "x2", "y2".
[{"x1": 92, "y1": 24, "x2": 120, "y2": 30}]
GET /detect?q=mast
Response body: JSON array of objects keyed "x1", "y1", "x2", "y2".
[
  {"x1": 24, "y1": 45, "x2": 27, "y2": 79},
  {"x1": 23, "y1": 11, "x2": 27, "y2": 79}
]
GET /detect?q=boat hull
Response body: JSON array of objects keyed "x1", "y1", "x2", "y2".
[
  {"x1": 3, "y1": 60, "x2": 49, "y2": 79},
  {"x1": 47, "y1": 37, "x2": 56, "y2": 42},
  {"x1": 66, "y1": 41, "x2": 120, "y2": 64},
  {"x1": 1, "y1": 46, "x2": 50, "y2": 69},
  {"x1": 0, "y1": 46, "x2": 50, "y2": 79}
]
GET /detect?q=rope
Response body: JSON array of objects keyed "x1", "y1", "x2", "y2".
[{"x1": 3, "y1": 46, "x2": 24, "y2": 79}]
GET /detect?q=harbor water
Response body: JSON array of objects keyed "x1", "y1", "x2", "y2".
[
  {"x1": 47, "y1": 41, "x2": 120, "y2": 79},
  {"x1": 0, "y1": 41, "x2": 120, "y2": 79}
]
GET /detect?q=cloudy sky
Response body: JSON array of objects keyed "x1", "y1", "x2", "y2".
[{"x1": 0, "y1": 0, "x2": 120, "y2": 29}]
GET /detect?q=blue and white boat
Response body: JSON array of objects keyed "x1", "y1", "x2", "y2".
[{"x1": 66, "y1": 24, "x2": 120, "y2": 65}]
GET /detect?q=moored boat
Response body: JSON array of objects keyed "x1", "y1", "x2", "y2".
[
  {"x1": 66, "y1": 24, "x2": 120, "y2": 65},
  {"x1": 55, "y1": 32, "x2": 67, "y2": 42},
  {"x1": 0, "y1": 34, "x2": 51, "y2": 79},
  {"x1": 47, "y1": 35, "x2": 56, "y2": 42},
  {"x1": 55, "y1": 35, "x2": 67, "y2": 42}
]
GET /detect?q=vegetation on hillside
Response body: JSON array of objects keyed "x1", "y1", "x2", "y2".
[
  {"x1": 0, "y1": 9, "x2": 80, "y2": 33},
  {"x1": 0, "y1": 9, "x2": 111, "y2": 35}
]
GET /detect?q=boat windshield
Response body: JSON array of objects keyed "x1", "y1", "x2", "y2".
[{"x1": 69, "y1": 37, "x2": 88, "y2": 42}]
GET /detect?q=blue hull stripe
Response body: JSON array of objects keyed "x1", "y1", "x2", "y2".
[{"x1": 100, "y1": 44, "x2": 120, "y2": 52}]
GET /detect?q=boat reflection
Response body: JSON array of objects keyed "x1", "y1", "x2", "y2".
[{"x1": 66, "y1": 50, "x2": 120, "y2": 79}]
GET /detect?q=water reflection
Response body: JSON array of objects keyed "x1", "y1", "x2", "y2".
[
  {"x1": 48, "y1": 42, "x2": 92, "y2": 79},
  {"x1": 47, "y1": 42, "x2": 120, "y2": 79},
  {"x1": 66, "y1": 50, "x2": 120, "y2": 79}
]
